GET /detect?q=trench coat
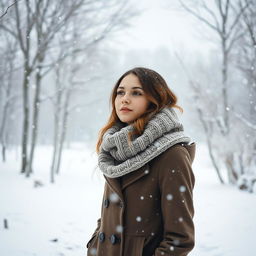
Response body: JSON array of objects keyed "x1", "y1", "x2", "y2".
[{"x1": 86, "y1": 142, "x2": 196, "y2": 256}]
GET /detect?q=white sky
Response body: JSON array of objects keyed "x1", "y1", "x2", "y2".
[{"x1": 112, "y1": 0, "x2": 217, "y2": 57}]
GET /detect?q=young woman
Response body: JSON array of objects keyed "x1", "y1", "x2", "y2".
[{"x1": 86, "y1": 67, "x2": 196, "y2": 256}]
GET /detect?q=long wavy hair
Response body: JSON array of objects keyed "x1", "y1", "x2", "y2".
[{"x1": 95, "y1": 67, "x2": 183, "y2": 153}]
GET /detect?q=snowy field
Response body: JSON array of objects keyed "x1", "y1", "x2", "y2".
[{"x1": 0, "y1": 143, "x2": 256, "y2": 256}]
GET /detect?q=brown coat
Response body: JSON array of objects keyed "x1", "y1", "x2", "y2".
[{"x1": 86, "y1": 142, "x2": 196, "y2": 256}]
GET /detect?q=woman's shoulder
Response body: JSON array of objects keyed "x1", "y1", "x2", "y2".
[{"x1": 150, "y1": 142, "x2": 196, "y2": 169}]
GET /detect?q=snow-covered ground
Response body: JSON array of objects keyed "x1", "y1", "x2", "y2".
[{"x1": 0, "y1": 143, "x2": 256, "y2": 256}]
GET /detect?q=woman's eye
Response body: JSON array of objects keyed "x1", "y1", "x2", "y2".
[
  {"x1": 133, "y1": 91, "x2": 142, "y2": 96},
  {"x1": 116, "y1": 91, "x2": 124, "y2": 95},
  {"x1": 116, "y1": 90, "x2": 142, "y2": 96}
]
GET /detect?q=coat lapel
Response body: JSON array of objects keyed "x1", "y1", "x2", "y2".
[
  {"x1": 104, "y1": 175, "x2": 124, "y2": 201},
  {"x1": 121, "y1": 163, "x2": 150, "y2": 190},
  {"x1": 104, "y1": 163, "x2": 150, "y2": 199}
]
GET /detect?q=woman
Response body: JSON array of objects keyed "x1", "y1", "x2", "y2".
[{"x1": 86, "y1": 67, "x2": 196, "y2": 256}]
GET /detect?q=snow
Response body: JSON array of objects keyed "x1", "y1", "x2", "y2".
[{"x1": 1, "y1": 143, "x2": 256, "y2": 256}]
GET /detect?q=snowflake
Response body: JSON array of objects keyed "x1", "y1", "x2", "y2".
[
  {"x1": 179, "y1": 186, "x2": 186, "y2": 192},
  {"x1": 116, "y1": 225, "x2": 123, "y2": 233},
  {"x1": 109, "y1": 193, "x2": 119, "y2": 202},
  {"x1": 166, "y1": 194, "x2": 173, "y2": 200},
  {"x1": 136, "y1": 216, "x2": 142, "y2": 222}
]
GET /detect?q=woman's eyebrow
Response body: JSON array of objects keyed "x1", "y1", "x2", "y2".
[{"x1": 117, "y1": 86, "x2": 143, "y2": 90}]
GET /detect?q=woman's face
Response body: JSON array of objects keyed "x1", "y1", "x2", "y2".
[{"x1": 115, "y1": 73, "x2": 150, "y2": 125}]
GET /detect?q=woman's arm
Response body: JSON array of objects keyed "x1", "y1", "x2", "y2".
[{"x1": 154, "y1": 145, "x2": 195, "y2": 256}]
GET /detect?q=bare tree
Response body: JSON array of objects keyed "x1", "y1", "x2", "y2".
[
  {"x1": 1, "y1": 0, "x2": 137, "y2": 181},
  {"x1": 174, "y1": 51, "x2": 225, "y2": 184},
  {"x1": 0, "y1": 23, "x2": 20, "y2": 162},
  {"x1": 235, "y1": 0, "x2": 256, "y2": 119},
  {"x1": 25, "y1": 0, "x2": 87, "y2": 177},
  {"x1": 177, "y1": 0, "x2": 252, "y2": 185},
  {"x1": 178, "y1": 0, "x2": 250, "y2": 134},
  {"x1": 47, "y1": 1, "x2": 136, "y2": 182},
  {"x1": 230, "y1": 0, "x2": 256, "y2": 191},
  {"x1": 0, "y1": 0, "x2": 39, "y2": 173}
]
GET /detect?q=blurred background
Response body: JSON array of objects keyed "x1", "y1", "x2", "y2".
[{"x1": 0, "y1": 0, "x2": 256, "y2": 255}]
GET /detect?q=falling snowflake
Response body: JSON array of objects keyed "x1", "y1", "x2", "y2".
[
  {"x1": 178, "y1": 217, "x2": 183, "y2": 222},
  {"x1": 89, "y1": 247, "x2": 97, "y2": 255},
  {"x1": 136, "y1": 216, "x2": 142, "y2": 222},
  {"x1": 179, "y1": 186, "x2": 186, "y2": 192},
  {"x1": 166, "y1": 194, "x2": 173, "y2": 200},
  {"x1": 140, "y1": 196, "x2": 144, "y2": 200},
  {"x1": 116, "y1": 225, "x2": 123, "y2": 233},
  {"x1": 170, "y1": 246, "x2": 174, "y2": 251},
  {"x1": 109, "y1": 193, "x2": 119, "y2": 202}
]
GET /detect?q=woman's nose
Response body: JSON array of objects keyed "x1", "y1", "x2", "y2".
[{"x1": 122, "y1": 93, "x2": 130, "y2": 103}]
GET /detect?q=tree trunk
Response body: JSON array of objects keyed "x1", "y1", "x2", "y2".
[
  {"x1": 50, "y1": 66, "x2": 62, "y2": 183},
  {"x1": 0, "y1": 47, "x2": 15, "y2": 162},
  {"x1": 0, "y1": 100, "x2": 9, "y2": 162},
  {"x1": 197, "y1": 107, "x2": 225, "y2": 184},
  {"x1": 20, "y1": 63, "x2": 31, "y2": 174},
  {"x1": 26, "y1": 65, "x2": 42, "y2": 177},
  {"x1": 50, "y1": 113, "x2": 59, "y2": 183},
  {"x1": 55, "y1": 90, "x2": 70, "y2": 175},
  {"x1": 221, "y1": 43, "x2": 230, "y2": 135},
  {"x1": 225, "y1": 153, "x2": 238, "y2": 184}
]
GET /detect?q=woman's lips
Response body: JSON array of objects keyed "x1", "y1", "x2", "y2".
[{"x1": 120, "y1": 109, "x2": 132, "y2": 112}]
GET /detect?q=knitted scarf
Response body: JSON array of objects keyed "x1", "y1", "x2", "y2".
[{"x1": 98, "y1": 107, "x2": 191, "y2": 178}]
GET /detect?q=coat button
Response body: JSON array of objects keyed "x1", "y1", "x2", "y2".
[
  {"x1": 104, "y1": 199, "x2": 110, "y2": 208},
  {"x1": 99, "y1": 232, "x2": 105, "y2": 243},
  {"x1": 110, "y1": 234, "x2": 120, "y2": 244}
]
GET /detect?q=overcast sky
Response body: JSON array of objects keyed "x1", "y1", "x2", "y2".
[{"x1": 111, "y1": 0, "x2": 217, "y2": 58}]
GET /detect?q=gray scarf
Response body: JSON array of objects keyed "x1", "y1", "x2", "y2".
[{"x1": 98, "y1": 107, "x2": 191, "y2": 178}]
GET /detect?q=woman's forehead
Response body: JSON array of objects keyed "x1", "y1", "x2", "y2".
[{"x1": 119, "y1": 74, "x2": 142, "y2": 88}]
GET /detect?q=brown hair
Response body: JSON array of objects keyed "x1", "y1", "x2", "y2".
[{"x1": 95, "y1": 67, "x2": 183, "y2": 153}]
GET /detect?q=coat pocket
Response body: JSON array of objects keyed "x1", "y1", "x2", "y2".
[
  {"x1": 124, "y1": 236, "x2": 146, "y2": 256},
  {"x1": 86, "y1": 233, "x2": 98, "y2": 256}
]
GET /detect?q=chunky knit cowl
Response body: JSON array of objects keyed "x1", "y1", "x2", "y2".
[{"x1": 98, "y1": 107, "x2": 191, "y2": 178}]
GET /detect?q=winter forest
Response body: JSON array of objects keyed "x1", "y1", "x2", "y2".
[{"x1": 0, "y1": 0, "x2": 256, "y2": 255}]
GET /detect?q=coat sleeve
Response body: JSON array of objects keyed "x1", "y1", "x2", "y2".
[
  {"x1": 86, "y1": 218, "x2": 101, "y2": 248},
  {"x1": 154, "y1": 146, "x2": 195, "y2": 256},
  {"x1": 86, "y1": 182, "x2": 107, "y2": 248}
]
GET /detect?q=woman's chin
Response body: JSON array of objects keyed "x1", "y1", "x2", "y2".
[{"x1": 118, "y1": 116, "x2": 133, "y2": 124}]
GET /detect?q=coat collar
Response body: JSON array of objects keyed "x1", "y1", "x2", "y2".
[
  {"x1": 183, "y1": 142, "x2": 196, "y2": 163},
  {"x1": 103, "y1": 142, "x2": 196, "y2": 200}
]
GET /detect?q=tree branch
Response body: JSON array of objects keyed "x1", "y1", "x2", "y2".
[
  {"x1": 234, "y1": 111, "x2": 256, "y2": 130},
  {"x1": 178, "y1": 0, "x2": 221, "y2": 33},
  {"x1": 0, "y1": 0, "x2": 19, "y2": 19}
]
